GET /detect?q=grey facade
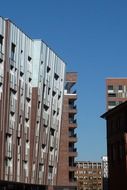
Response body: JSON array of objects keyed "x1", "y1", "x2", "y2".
[{"x1": 0, "y1": 16, "x2": 67, "y2": 190}]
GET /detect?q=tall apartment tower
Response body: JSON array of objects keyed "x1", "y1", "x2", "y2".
[
  {"x1": 56, "y1": 72, "x2": 78, "y2": 190},
  {"x1": 106, "y1": 78, "x2": 127, "y2": 110},
  {"x1": 0, "y1": 16, "x2": 72, "y2": 190}
]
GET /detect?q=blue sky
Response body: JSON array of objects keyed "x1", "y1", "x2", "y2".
[{"x1": 1, "y1": 0, "x2": 127, "y2": 161}]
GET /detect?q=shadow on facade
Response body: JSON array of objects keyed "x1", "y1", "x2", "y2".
[
  {"x1": 54, "y1": 186, "x2": 77, "y2": 190},
  {"x1": 0, "y1": 181, "x2": 47, "y2": 190}
]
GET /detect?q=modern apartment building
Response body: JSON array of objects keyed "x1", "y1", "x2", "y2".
[
  {"x1": 101, "y1": 101, "x2": 127, "y2": 190},
  {"x1": 56, "y1": 72, "x2": 78, "y2": 190},
  {"x1": 0, "y1": 16, "x2": 78, "y2": 190},
  {"x1": 106, "y1": 78, "x2": 127, "y2": 110},
  {"x1": 76, "y1": 161, "x2": 102, "y2": 190}
]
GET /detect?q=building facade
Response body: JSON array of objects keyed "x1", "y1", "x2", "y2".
[
  {"x1": 56, "y1": 72, "x2": 78, "y2": 190},
  {"x1": 101, "y1": 156, "x2": 108, "y2": 190},
  {"x1": 0, "y1": 16, "x2": 78, "y2": 190},
  {"x1": 105, "y1": 78, "x2": 127, "y2": 189},
  {"x1": 101, "y1": 101, "x2": 127, "y2": 190},
  {"x1": 106, "y1": 78, "x2": 127, "y2": 110},
  {"x1": 76, "y1": 161, "x2": 102, "y2": 190}
]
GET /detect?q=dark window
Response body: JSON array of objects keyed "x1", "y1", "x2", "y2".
[
  {"x1": 44, "y1": 104, "x2": 49, "y2": 111},
  {"x1": 47, "y1": 66, "x2": 51, "y2": 73},
  {"x1": 11, "y1": 43, "x2": 16, "y2": 60},
  {"x1": 28, "y1": 56, "x2": 32, "y2": 62},
  {"x1": 0, "y1": 35, "x2": 3, "y2": 52},
  {"x1": 42, "y1": 144, "x2": 46, "y2": 149},
  {"x1": 48, "y1": 88, "x2": 50, "y2": 95},
  {"x1": 108, "y1": 85, "x2": 113, "y2": 90},
  {"x1": 50, "y1": 128, "x2": 55, "y2": 136},
  {"x1": 49, "y1": 166, "x2": 53, "y2": 173},
  {"x1": 108, "y1": 101, "x2": 116, "y2": 106},
  {"x1": 108, "y1": 93, "x2": 116, "y2": 97},
  {"x1": 53, "y1": 110, "x2": 56, "y2": 115},
  {"x1": 54, "y1": 73, "x2": 59, "y2": 80},
  {"x1": 52, "y1": 90, "x2": 56, "y2": 96},
  {"x1": 118, "y1": 85, "x2": 123, "y2": 90}
]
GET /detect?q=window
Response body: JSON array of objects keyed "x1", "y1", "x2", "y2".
[
  {"x1": 0, "y1": 35, "x2": 3, "y2": 52},
  {"x1": 28, "y1": 56, "x2": 32, "y2": 62},
  {"x1": 11, "y1": 43, "x2": 16, "y2": 60},
  {"x1": 42, "y1": 144, "x2": 46, "y2": 149},
  {"x1": 118, "y1": 85, "x2": 123, "y2": 90},
  {"x1": 53, "y1": 110, "x2": 56, "y2": 115},
  {"x1": 108, "y1": 93, "x2": 116, "y2": 97},
  {"x1": 47, "y1": 66, "x2": 51, "y2": 73},
  {"x1": 49, "y1": 166, "x2": 53, "y2": 173},
  {"x1": 52, "y1": 90, "x2": 56, "y2": 96},
  {"x1": 108, "y1": 101, "x2": 116, "y2": 106},
  {"x1": 54, "y1": 73, "x2": 59, "y2": 80},
  {"x1": 48, "y1": 88, "x2": 50, "y2": 95},
  {"x1": 108, "y1": 85, "x2": 113, "y2": 90},
  {"x1": 44, "y1": 104, "x2": 49, "y2": 111},
  {"x1": 50, "y1": 128, "x2": 55, "y2": 136}
]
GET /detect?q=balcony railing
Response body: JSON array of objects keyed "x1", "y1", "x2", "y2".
[
  {"x1": 69, "y1": 119, "x2": 77, "y2": 124},
  {"x1": 69, "y1": 104, "x2": 76, "y2": 108},
  {"x1": 69, "y1": 162, "x2": 76, "y2": 167},
  {"x1": 69, "y1": 148, "x2": 77, "y2": 152},
  {"x1": 69, "y1": 133, "x2": 77, "y2": 138}
]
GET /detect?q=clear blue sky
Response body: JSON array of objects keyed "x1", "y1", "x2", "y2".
[{"x1": 1, "y1": 0, "x2": 127, "y2": 161}]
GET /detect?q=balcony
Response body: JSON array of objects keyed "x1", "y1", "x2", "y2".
[
  {"x1": 69, "y1": 122, "x2": 77, "y2": 129},
  {"x1": 69, "y1": 133, "x2": 77, "y2": 142},
  {"x1": 64, "y1": 90, "x2": 77, "y2": 99},
  {"x1": 69, "y1": 162, "x2": 77, "y2": 171},
  {"x1": 69, "y1": 147, "x2": 77, "y2": 157},
  {"x1": 69, "y1": 104, "x2": 77, "y2": 114},
  {"x1": 69, "y1": 118, "x2": 77, "y2": 126},
  {"x1": 69, "y1": 170, "x2": 77, "y2": 185}
]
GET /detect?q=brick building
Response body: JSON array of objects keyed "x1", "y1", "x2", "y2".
[
  {"x1": 106, "y1": 78, "x2": 127, "y2": 110},
  {"x1": 76, "y1": 161, "x2": 102, "y2": 190},
  {"x1": 0, "y1": 17, "x2": 78, "y2": 190},
  {"x1": 101, "y1": 101, "x2": 127, "y2": 190},
  {"x1": 56, "y1": 72, "x2": 78, "y2": 190},
  {"x1": 105, "y1": 77, "x2": 127, "y2": 190}
]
